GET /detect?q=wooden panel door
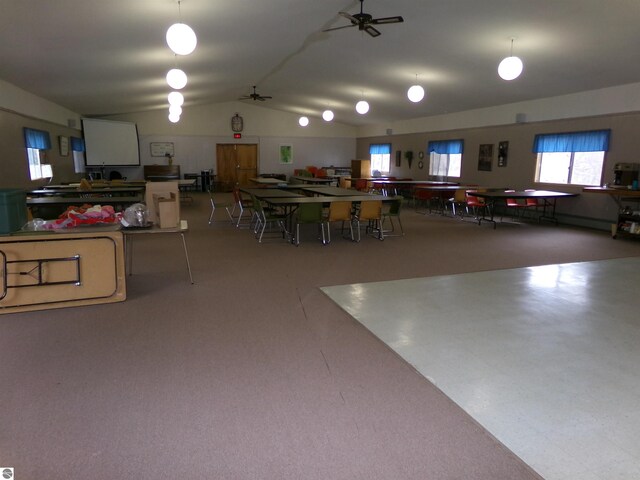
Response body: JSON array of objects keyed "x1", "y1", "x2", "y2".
[{"x1": 216, "y1": 144, "x2": 258, "y2": 190}]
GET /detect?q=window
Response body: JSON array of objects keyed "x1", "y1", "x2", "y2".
[
  {"x1": 70, "y1": 136, "x2": 86, "y2": 173},
  {"x1": 369, "y1": 143, "x2": 391, "y2": 175},
  {"x1": 427, "y1": 139, "x2": 463, "y2": 178},
  {"x1": 533, "y1": 130, "x2": 610, "y2": 186},
  {"x1": 24, "y1": 128, "x2": 52, "y2": 180}
]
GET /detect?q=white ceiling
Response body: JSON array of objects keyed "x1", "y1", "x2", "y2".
[{"x1": 3, "y1": 0, "x2": 640, "y2": 126}]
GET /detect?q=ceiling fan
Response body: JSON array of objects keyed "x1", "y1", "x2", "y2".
[
  {"x1": 239, "y1": 86, "x2": 272, "y2": 101},
  {"x1": 323, "y1": 0, "x2": 404, "y2": 38}
]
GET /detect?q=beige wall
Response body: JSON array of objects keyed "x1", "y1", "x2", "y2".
[
  {"x1": 0, "y1": 108, "x2": 83, "y2": 190},
  {"x1": 357, "y1": 112, "x2": 640, "y2": 228}
]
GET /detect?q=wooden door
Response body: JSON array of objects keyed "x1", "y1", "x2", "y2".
[{"x1": 216, "y1": 144, "x2": 258, "y2": 190}]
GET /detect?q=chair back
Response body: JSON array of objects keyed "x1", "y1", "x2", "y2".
[
  {"x1": 465, "y1": 190, "x2": 484, "y2": 206},
  {"x1": 387, "y1": 198, "x2": 402, "y2": 215},
  {"x1": 328, "y1": 201, "x2": 352, "y2": 221},
  {"x1": 359, "y1": 200, "x2": 382, "y2": 220},
  {"x1": 354, "y1": 179, "x2": 368, "y2": 191},
  {"x1": 296, "y1": 202, "x2": 324, "y2": 223},
  {"x1": 453, "y1": 188, "x2": 466, "y2": 202}
]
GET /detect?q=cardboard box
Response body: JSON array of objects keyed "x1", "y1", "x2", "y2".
[
  {"x1": 145, "y1": 181, "x2": 180, "y2": 227},
  {"x1": 154, "y1": 192, "x2": 179, "y2": 228}
]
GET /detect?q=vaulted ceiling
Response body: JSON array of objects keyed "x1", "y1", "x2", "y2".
[{"x1": 3, "y1": 0, "x2": 639, "y2": 126}]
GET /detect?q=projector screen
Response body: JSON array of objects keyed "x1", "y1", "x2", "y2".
[{"x1": 82, "y1": 118, "x2": 140, "y2": 166}]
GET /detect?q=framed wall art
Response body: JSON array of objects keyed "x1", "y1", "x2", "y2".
[
  {"x1": 478, "y1": 144, "x2": 493, "y2": 171},
  {"x1": 279, "y1": 144, "x2": 292, "y2": 164}
]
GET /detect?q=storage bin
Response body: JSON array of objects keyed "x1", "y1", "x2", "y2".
[{"x1": 0, "y1": 189, "x2": 27, "y2": 234}]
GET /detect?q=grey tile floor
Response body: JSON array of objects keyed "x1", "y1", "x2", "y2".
[{"x1": 323, "y1": 258, "x2": 640, "y2": 480}]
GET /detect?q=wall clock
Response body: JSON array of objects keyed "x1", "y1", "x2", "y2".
[{"x1": 231, "y1": 113, "x2": 243, "y2": 132}]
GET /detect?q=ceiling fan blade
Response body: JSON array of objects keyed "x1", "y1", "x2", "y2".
[
  {"x1": 371, "y1": 16, "x2": 404, "y2": 25},
  {"x1": 323, "y1": 24, "x2": 357, "y2": 33},
  {"x1": 338, "y1": 11, "x2": 359, "y2": 25},
  {"x1": 364, "y1": 25, "x2": 381, "y2": 37}
]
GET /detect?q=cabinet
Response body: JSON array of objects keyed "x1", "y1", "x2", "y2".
[{"x1": 351, "y1": 159, "x2": 371, "y2": 178}]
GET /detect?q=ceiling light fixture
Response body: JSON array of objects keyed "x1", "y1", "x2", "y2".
[
  {"x1": 169, "y1": 104, "x2": 183, "y2": 116},
  {"x1": 498, "y1": 38, "x2": 523, "y2": 81},
  {"x1": 168, "y1": 91, "x2": 184, "y2": 106},
  {"x1": 298, "y1": 116, "x2": 309, "y2": 127},
  {"x1": 407, "y1": 74, "x2": 425, "y2": 103},
  {"x1": 168, "y1": 112, "x2": 180, "y2": 123},
  {"x1": 166, "y1": 67, "x2": 188, "y2": 90},
  {"x1": 322, "y1": 109, "x2": 334, "y2": 122},
  {"x1": 166, "y1": 1, "x2": 197, "y2": 56},
  {"x1": 356, "y1": 100, "x2": 369, "y2": 114}
]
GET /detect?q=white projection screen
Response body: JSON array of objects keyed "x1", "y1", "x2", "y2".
[{"x1": 82, "y1": 118, "x2": 140, "y2": 166}]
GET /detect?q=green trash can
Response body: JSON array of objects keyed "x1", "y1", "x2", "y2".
[{"x1": 0, "y1": 189, "x2": 28, "y2": 234}]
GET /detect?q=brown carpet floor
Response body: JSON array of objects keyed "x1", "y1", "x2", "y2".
[{"x1": 1, "y1": 192, "x2": 638, "y2": 479}]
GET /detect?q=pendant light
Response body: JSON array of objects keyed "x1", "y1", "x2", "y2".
[
  {"x1": 498, "y1": 38, "x2": 523, "y2": 81},
  {"x1": 168, "y1": 91, "x2": 184, "y2": 106},
  {"x1": 166, "y1": 1, "x2": 197, "y2": 56},
  {"x1": 166, "y1": 67, "x2": 188, "y2": 90},
  {"x1": 298, "y1": 116, "x2": 309, "y2": 127},
  {"x1": 356, "y1": 100, "x2": 369, "y2": 114},
  {"x1": 407, "y1": 74, "x2": 425, "y2": 103},
  {"x1": 168, "y1": 112, "x2": 180, "y2": 123}
]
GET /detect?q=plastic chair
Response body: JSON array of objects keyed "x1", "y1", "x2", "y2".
[
  {"x1": 523, "y1": 189, "x2": 542, "y2": 219},
  {"x1": 293, "y1": 202, "x2": 326, "y2": 246},
  {"x1": 226, "y1": 188, "x2": 255, "y2": 228},
  {"x1": 381, "y1": 197, "x2": 404, "y2": 236},
  {"x1": 501, "y1": 190, "x2": 527, "y2": 221},
  {"x1": 447, "y1": 188, "x2": 467, "y2": 218},
  {"x1": 208, "y1": 188, "x2": 232, "y2": 225},
  {"x1": 354, "y1": 179, "x2": 368, "y2": 191},
  {"x1": 323, "y1": 201, "x2": 354, "y2": 243},
  {"x1": 354, "y1": 200, "x2": 383, "y2": 241},
  {"x1": 465, "y1": 190, "x2": 489, "y2": 224},
  {"x1": 250, "y1": 194, "x2": 287, "y2": 243}
]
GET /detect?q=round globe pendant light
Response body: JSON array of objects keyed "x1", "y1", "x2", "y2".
[
  {"x1": 168, "y1": 91, "x2": 184, "y2": 106},
  {"x1": 407, "y1": 84, "x2": 425, "y2": 103},
  {"x1": 169, "y1": 104, "x2": 182, "y2": 116},
  {"x1": 355, "y1": 100, "x2": 369, "y2": 115},
  {"x1": 498, "y1": 56, "x2": 523, "y2": 80},
  {"x1": 166, "y1": 68, "x2": 188, "y2": 89},
  {"x1": 322, "y1": 109, "x2": 334, "y2": 122},
  {"x1": 166, "y1": 23, "x2": 197, "y2": 55},
  {"x1": 298, "y1": 116, "x2": 309, "y2": 127},
  {"x1": 168, "y1": 112, "x2": 180, "y2": 123},
  {"x1": 498, "y1": 39, "x2": 523, "y2": 81}
]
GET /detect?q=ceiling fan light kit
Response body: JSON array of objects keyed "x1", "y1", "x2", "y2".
[
  {"x1": 240, "y1": 86, "x2": 273, "y2": 102},
  {"x1": 323, "y1": 0, "x2": 404, "y2": 38}
]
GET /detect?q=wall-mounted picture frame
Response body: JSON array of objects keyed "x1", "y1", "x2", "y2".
[
  {"x1": 498, "y1": 141, "x2": 509, "y2": 167},
  {"x1": 279, "y1": 144, "x2": 292, "y2": 164},
  {"x1": 59, "y1": 136, "x2": 69, "y2": 156},
  {"x1": 395, "y1": 150, "x2": 401, "y2": 167},
  {"x1": 150, "y1": 142, "x2": 174, "y2": 157},
  {"x1": 478, "y1": 144, "x2": 493, "y2": 171}
]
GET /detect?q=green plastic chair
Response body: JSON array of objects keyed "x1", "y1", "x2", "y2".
[{"x1": 293, "y1": 202, "x2": 326, "y2": 246}]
